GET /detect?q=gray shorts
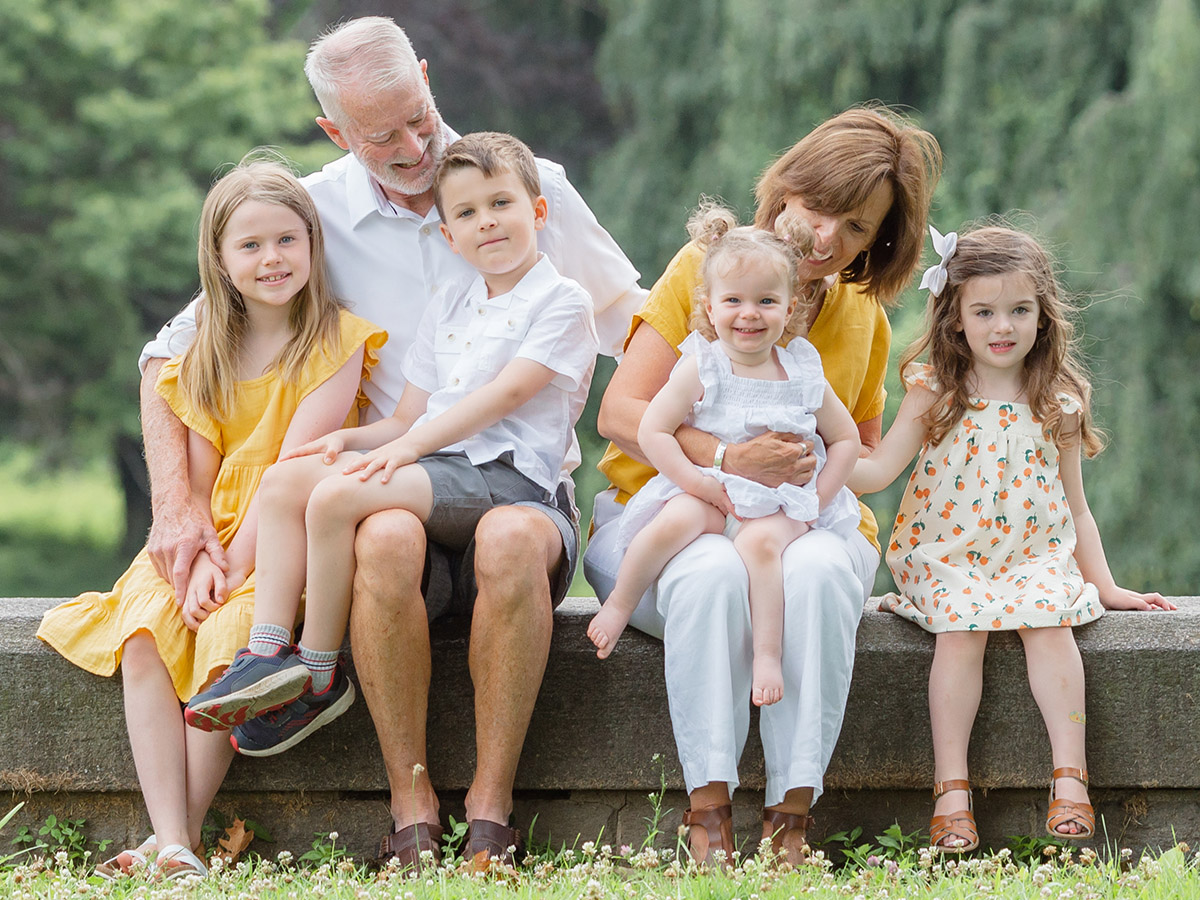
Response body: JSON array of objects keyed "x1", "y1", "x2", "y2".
[{"x1": 415, "y1": 452, "x2": 579, "y2": 621}]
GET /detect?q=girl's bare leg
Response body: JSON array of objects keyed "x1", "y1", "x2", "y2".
[
  {"x1": 299, "y1": 464, "x2": 434, "y2": 652},
  {"x1": 588, "y1": 494, "x2": 726, "y2": 658},
  {"x1": 929, "y1": 630, "x2": 988, "y2": 845},
  {"x1": 121, "y1": 632, "x2": 191, "y2": 850},
  {"x1": 733, "y1": 513, "x2": 810, "y2": 706},
  {"x1": 1018, "y1": 626, "x2": 1090, "y2": 834},
  {"x1": 253, "y1": 453, "x2": 364, "y2": 631}
]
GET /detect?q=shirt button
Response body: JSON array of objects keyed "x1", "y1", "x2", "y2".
[
  {"x1": 477, "y1": 308, "x2": 486, "y2": 316},
  {"x1": 507, "y1": 319, "x2": 515, "y2": 329},
  {"x1": 420, "y1": 225, "x2": 431, "y2": 235},
  {"x1": 450, "y1": 377, "x2": 459, "y2": 386},
  {"x1": 447, "y1": 333, "x2": 456, "y2": 342},
  {"x1": 464, "y1": 341, "x2": 471, "y2": 349}
]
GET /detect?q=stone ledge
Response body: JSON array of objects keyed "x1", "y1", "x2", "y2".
[{"x1": 3, "y1": 595, "x2": 1198, "y2": 853}]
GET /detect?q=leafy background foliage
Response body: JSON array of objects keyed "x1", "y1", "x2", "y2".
[{"x1": 0, "y1": 0, "x2": 1196, "y2": 594}]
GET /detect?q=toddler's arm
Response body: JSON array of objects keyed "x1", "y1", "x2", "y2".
[
  {"x1": 638, "y1": 356, "x2": 735, "y2": 515},
  {"x1": 1059, "y1": 422, "x2": 1175, "y2": 611},
  {"x1": 347, "y1": 357, "x2": 559, "y2": 482},
  {"x1": 847, "y1": 385, "x2": 937, "y2": 494},
  {"x1": 811, "y1": 384, "x2": 861, "y2": 509}
]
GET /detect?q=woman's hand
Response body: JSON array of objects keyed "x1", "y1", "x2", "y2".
[
  {"x1": 343, "y1": 437, "x2": 420, "y2": 483},
  {"x1": 180, "y1": 551, "x2": 227, "y2": 631},
  {"x1": 280, "y1": 430, "x2": 348, "y2": 464},
  {"x1": 724, "y1": 432, "x2": 816, "y2": 488},
  {"x1": 1099, "y1": 586, "x2": 1176, "y2": 611}
]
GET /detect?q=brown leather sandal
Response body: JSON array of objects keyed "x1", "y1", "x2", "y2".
[
  {"x1": 682, "y1": 804, "x2": 735, "y2": 869},
  {"x1": 378, "y1": 821, "x2": 444, "y2": 871},
  {"x1": 1046, "y1": 766, "x2": 1095, "y2": 840},
  {"x1": 762, "y1": 808, "x2": 814, "y2": 863},
  {"x1": 466, "y1": 818, "x2": 522, "y2": 870},
  {"x1": 930, "y1": 778, "x2": 979, "y2": 853}
]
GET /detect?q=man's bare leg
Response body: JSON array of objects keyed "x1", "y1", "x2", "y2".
[
  {"x1": 463, "y1": 506, "x2": 560, "y2": 825},
  {"x1": 349, "y1": 509, "x2": 440, "y2": 830}
]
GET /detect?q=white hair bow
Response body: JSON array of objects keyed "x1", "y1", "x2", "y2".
[{"x1": 918, "y1": 225, "x2": 958, "y2": 296}]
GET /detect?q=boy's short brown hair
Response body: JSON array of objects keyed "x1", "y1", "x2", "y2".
[{"x1": 433, "y1": 131, "x2": 542, "y2": 221}]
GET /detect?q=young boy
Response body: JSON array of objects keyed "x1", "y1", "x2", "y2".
[{"x1": 184, "y1": 132, "x2": 598, "y2": 755}]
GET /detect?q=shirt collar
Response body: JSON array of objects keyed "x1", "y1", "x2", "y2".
[
  {"x1": 466, "y1": 253, "x2": 555, "y2": 311},
  {"x1": 345, "y1": 124, "x2": 462, "y2": 227}
]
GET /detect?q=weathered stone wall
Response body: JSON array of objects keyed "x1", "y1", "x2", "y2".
[{"x1": 3, "y1": 596, "x2": 1198, "y2": 856}]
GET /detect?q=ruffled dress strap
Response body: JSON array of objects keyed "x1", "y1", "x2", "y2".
[
  {"x1": 776, "y1": 337, "x2": 827, "y2": 407},
  {"x1": 902, "y1": 361, "x2": 940, "y2": 393},
  {"x1": 1055, "y1": 391, "x2": 1082, "y2": 415},
  {"x1": 155, "y1": 357, "x2": 223, "y2": 454},
  {"x1": 303, "y1": 310, "x2": 388, "y2": 411}
]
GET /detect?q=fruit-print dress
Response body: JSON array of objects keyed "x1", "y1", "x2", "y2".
[{"x1": 879, "y1": 364, "x2": 1102, "y2": 632}]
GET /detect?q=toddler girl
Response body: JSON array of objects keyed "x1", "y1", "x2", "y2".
[
  {"x1": 588, "y1": 201, "x2": 861, "y2": 706},
  {"x1": 37, "y1": 158, "x2": 385, "y2": 878},
  {"x1": 849, "y1": 223, "x2": 1173, "y2": 852}
]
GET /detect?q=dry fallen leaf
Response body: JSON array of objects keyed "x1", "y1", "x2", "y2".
[{"x1": 217, "y1": 817, "x2": 256, "y2": 863}]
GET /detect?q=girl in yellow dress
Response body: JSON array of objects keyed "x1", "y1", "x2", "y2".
[
  {"x1": 37, "y1": 158, "x2": 386, "y2": 879},
  {"x1": 848, "y1": 223, "x2": 1172, "y2": 853}
]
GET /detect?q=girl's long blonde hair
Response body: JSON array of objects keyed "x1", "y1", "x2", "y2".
[
  {"x1": 900, "y1": 223, "x2": 1104, "y2": 456},
  {"x1": 686, "y1": 198, "x2": 816, "y2": 342},
  {"x1": 180, "y1": 156, "x2": 343, "y2": 422}
]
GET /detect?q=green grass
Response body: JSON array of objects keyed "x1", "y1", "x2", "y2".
[
  {"x1": 0, "y1": 445, "x2": 127, "y2": 597},
  {"x1": 2, "y1": 840, "x2": 1198, "y2": 898}
]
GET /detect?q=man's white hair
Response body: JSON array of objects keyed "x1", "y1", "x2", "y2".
[{"x1": 304, "y1": 16, "x2": 423, "y2": 127}]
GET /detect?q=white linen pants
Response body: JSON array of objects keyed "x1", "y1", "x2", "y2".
[{"x1": 583, "y1": 488, "x2": 877, "y2": 807}]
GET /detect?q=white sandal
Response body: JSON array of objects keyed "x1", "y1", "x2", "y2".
[
  {"x1": 155, "y1": 844, "x2": 208, "y2": 880},
  {"x1": 95, "y1": 834, "x2": 156, "y2": 879}
]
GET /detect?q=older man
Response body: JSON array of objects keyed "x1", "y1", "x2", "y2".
[{"x1": 139, "y1": 16, "x2": 644, "y2": 869}]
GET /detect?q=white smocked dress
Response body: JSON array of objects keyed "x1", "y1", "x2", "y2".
[{"x1": 616, "y1": 333, "x2": 860, "y2": 552}]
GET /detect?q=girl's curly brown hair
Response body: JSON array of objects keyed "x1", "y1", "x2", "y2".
[
  {"x1": 686, "y1": 198, "x2": 817, "y2": 342},
  {"x1": 900, "y1": 223, "x2": 1104, "y2": 456}
]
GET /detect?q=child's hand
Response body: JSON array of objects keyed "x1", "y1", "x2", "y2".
[
  {"x1": 180, "y1": 552, "x2": 227, "y2": 631},
  {"x1": 343, "y1": 438, "x2": 420, "y2": 484},
  {"x1": 1099, "y1": 586, "x2": 1176, "y2": 611},
  {"x1": 281, "y1": 431, "x2": 347, "y2": 464},
  {"x1": 691, "y1": 475, "x2": 736, "y2": 518}
]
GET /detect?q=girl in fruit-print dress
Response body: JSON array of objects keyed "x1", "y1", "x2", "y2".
[{"x1": 848, "y1": 222, "x2": 1173, "y2": 854}]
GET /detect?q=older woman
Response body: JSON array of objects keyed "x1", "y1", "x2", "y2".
[{"x1": 584, "y1": 106, "x2": 942, "y2": 864}]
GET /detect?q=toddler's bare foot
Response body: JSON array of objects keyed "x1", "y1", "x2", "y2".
[
  {"x1": 752, "y1": 656, "x2": 784, "y2": 706},
  {"x1": 588, "y1": 604, "x2": 632, "y2": 659}
]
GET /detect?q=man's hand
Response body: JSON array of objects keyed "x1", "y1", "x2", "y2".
[
  {"x1": 723, "y1": 432, "x2": 816, "y2": 488},
  {"x1": 147, "y1": 499, "x2": 226, "y2": 604}
]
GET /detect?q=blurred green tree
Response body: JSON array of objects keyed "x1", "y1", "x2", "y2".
[
  {"x1": 588, "y1": 0, "x2": 1199, "y2": 593},
  {"x1": 0, "y1": 0, "x2": 332, "y2": 551}
]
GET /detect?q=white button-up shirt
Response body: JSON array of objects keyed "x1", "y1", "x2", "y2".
[
  {"x1": 404, "y1": 255, "x2": 597, "y2": 493},
  {"x1": 140, "y1": 132, "x2": 645, "y2": 432}
]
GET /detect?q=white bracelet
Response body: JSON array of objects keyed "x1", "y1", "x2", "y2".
[{"x1": 713, "y1": 440, "x2": 728, "y2": 471}]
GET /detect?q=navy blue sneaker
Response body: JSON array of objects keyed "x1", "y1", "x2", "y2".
[
  {"x1": 185, "y1": 647, "x2": 311, "y2": 732},
  {"x1": 230, "y1": 661, "x2": 355, "y2": 757}
]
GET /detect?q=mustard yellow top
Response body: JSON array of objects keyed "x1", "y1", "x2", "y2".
[
  {"x1": 38, "y1": 310, "x2": 387, "y2": 700},
  {"x1": 597, "y1": 241, "x2": 890, "y2": 550}
]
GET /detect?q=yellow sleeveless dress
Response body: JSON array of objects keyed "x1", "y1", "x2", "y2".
[{"x1": 37, "y1": 311, "x2": 386, "y2": 700}]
